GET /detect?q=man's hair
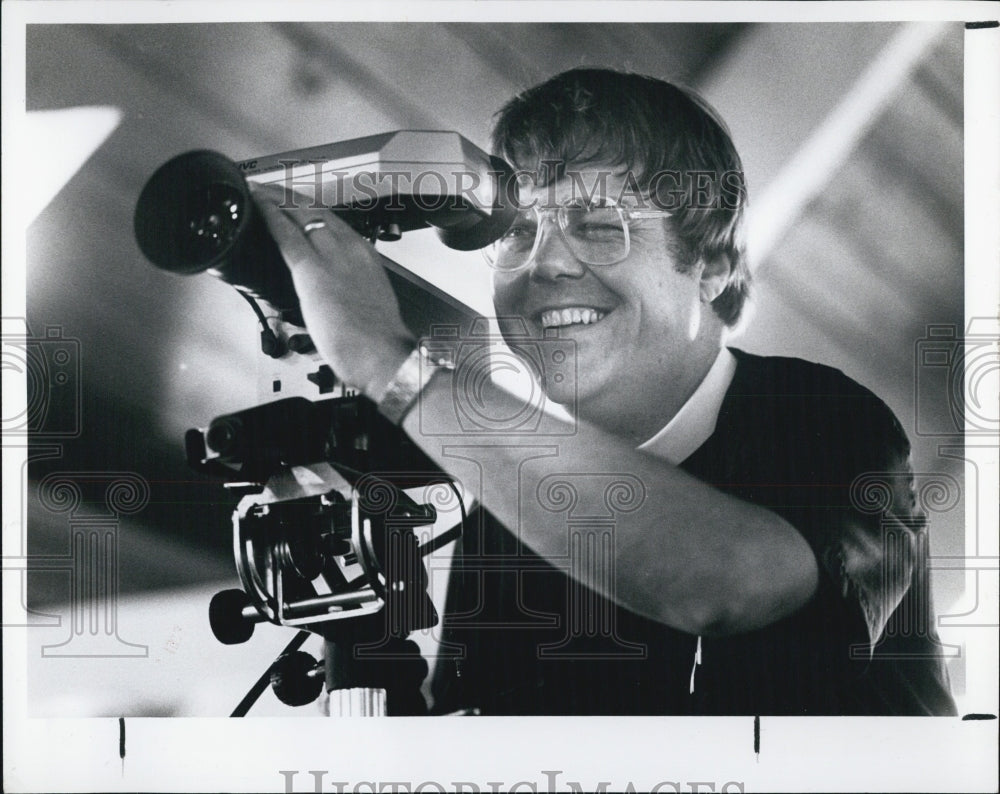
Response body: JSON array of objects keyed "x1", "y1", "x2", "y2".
[{"x1": 491, "y1": 67, "x2": 750, "y2": 326}]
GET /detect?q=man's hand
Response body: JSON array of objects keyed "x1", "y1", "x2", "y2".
[{"x1": 252, "y1": 184, "x2": 415, "y2": 396}]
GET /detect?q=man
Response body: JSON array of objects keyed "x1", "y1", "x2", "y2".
[{"x1": 254, "y1": 68, "x2": 955, "y2": 715}]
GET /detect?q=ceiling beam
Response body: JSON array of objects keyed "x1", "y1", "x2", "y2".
[{"x1": 732, "y1": 22, "x2": 950, "y2": 267}]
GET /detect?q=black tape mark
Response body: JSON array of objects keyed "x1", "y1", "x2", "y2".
[
  {"x1": 961, "y1": 713, "x2": 998, "y2": 720},
  {"x1": 753, "y1": 715, "x2": 760, "y2": 757},
  {"x1": 119, "y1": 717, "x2": 126, "y2": 768},
  {"x1": 965, "y1": 21, "x2": 999, "y2": 29}
]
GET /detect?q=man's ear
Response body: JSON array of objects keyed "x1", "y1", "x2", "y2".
[{"x1": 699, "y1": 255, "x2": 731, "y2": 304}]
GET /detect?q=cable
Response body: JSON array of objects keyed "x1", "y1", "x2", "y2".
[
  {"x1": 418, "y1": 480, "x2": 466, "y2": 556},
  {"x1": 230, "y1": 630, "x2": 312, "y2": 718},
  {"x1": 238, "y1": 290, "x2": 286, "y2": 358},
  {"x1": 238, "y1": 288, "x2": 269, "y2": 325}
]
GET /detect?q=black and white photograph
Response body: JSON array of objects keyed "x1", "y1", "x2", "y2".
[{"x1": 3, "y1": 2, "x2": 998, "y2": 791}]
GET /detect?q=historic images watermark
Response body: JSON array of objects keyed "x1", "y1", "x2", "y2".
[
  {"x1": 3, "y1": 318, "x2": 83, "y2": 629},
  {"x1": 839, "y1": 318, "x2": 1000, "y2": 661},
  {"x1": 2, "y1": 317, "x2": 148, "y2": 656},
  {"x1": 338, "y1": 318, "x2": 652, "y2": 670},
  {"x1": 278, "y1": 770, "x2": 746, "y2": 793},
  {"x1": 912, "y1": 319, "x2": 999, "y2": 637},
  {"x1": 848, "y1": 469, "x2": 964, "y2": 661},
  {"x1": 418, "y1": 319, "x2": 578, "y2": 437},
  {"x1": 913, "y1": 318, "x2": 998, "y2": 439},
  {"x1": 272, "y1": 162, "x2": 747, "y2": 214},
  {"x1": 33, "y1": 471, "x2": 150, "y2": 657},
  {"x1": 1, "y1": 320, "x2": 81, "y2": 440},
  {"x1": 532, "y1": 472, "x2": 648, "y2": 659}
]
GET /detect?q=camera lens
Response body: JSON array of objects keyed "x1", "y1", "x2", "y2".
[
  {"x1": 135, "y1": 150, "x2": 253, "y2": 275},
  {"x1": 182, "y1": 183, "x2": 245, "y2": 265},
  {"x1": 135, "y1": 150, "x2": 301, "y2": 315}
]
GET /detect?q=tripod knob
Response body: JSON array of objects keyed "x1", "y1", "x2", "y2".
[
  {"x1": 270, "y1": 650, "x2": 324, "y2": 706},
  {"x1": 209, "y1": 588, "x2": 263, "y2": 645}
]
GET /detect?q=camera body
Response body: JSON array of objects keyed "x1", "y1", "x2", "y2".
[
  {"x1": 135, "y1": 132, "x2": 512, "y2": 668},
  {"x1": 237, "y1": 130, "x2": 512, "y2": 246},
  {"x1": 138, "y1": 128, "x2": 503, "y2": 484},
  {"x1": 134, "y1": 130, "x2": 517, "y2": 326}
]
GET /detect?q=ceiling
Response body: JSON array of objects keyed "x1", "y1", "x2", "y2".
[{"x1": 19, "y1": 22, "x2": 966, "y2": 614}]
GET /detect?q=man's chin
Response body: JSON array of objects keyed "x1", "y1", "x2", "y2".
[
  {"x1": 540, "y1": 368, "x2": 605, "y2": 415},
  {"x1": 541, "y1": 382, "x2": 576, "y2": 409}
]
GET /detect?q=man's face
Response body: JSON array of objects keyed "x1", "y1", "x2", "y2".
[{"x1": 491, "y1": 165, "x2": 724, "y2": 434}]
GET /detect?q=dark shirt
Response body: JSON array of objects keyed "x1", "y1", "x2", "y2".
[{"x1": 430, "y1": 350, "x2": 956, "y2": 715}]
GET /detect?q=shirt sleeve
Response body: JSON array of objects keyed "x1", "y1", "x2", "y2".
[
  {"x1": 817, "y1": 452, "x2": 922, "y2": 656},
  {"x1": 793, "y1": 380, "x2": 920, "y2": 656}
]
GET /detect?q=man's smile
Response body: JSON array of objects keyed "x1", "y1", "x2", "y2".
[{"x1": 538, "y1": 306, "x2": 609, "y2": 329}]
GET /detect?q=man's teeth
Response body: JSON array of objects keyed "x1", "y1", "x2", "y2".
[{"x1": 540, "y1": 308, "x2": 607, "y2": 328}]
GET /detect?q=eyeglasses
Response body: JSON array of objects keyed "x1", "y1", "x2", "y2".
[{"x1": 484, "y1": 200, "x2": 673, "y2": 272}]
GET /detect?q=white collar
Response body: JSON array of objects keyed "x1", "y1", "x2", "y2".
[{"x1": 637, "y1": 347, "x2": 737, "y2": 464}]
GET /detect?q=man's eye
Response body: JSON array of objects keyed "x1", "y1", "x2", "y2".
[
  {"x1": 502, "y1": 223, "x2": 537, "y2": 240},
  {"x1": 573, "y1": 221, "x2": 623, "y2": 240}
]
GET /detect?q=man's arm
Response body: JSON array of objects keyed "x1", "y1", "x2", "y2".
[
  {"x1": 400, "y1": 367, "x2": 819, "y2": 636},
  {"x1": 253, "y1": 188, "x2": 818, "y2": 637}
]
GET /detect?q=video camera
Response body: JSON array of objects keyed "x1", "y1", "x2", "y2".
[{"x1": 134, "y1": 131, "x2": 517, "y2": 715}]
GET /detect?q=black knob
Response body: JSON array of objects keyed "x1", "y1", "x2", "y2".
[
  {"x1": 259, "y1": 328, "x2": 286, "y2": 359},
  {"x1": 377, "y1": 222, "x2": 402, "y2": 242},
  {"x1": 287, "y1": 333, "x2": 316, "y2": 354},
  {"x1": 306, "y1": 365, "x2": 337, "y2": 394},
  {"x1": 206, "y1": 417, "x2": 242, "y2": 456},
  {"x1": 209, "y1": 588, "x2": 259, "y2": 645},
  {"x1": 270, "y1": 651, "x2": 324, "y2": 706}
]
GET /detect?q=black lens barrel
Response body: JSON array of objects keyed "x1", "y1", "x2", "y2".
[{"x1": 134, "y1": 150, "x2": 300, "y2": 311}]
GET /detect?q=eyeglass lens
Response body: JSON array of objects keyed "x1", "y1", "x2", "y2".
[{"x1": 490, "y1": 206, "x2": 629, "y2": 270}]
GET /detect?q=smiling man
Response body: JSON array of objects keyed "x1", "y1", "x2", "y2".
[
  {"x1": 254, "y1": 68, "x2": 956, "y2": 715},
  {"x1": 489, "y1": 167, "x2": 729, "y2": 445}
]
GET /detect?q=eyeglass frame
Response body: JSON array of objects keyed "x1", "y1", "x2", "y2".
[{"x1": 483, "y1": 198, "x2": 674, "y2": 273}]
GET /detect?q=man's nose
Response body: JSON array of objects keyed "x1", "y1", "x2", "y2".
[{"x1": 528, "y1": 217, "x2": 587, "y2": 281}]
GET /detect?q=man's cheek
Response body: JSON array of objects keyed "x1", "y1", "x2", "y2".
[{"x1": 491, "y1": 278, "x2": 526, "y2": 318}]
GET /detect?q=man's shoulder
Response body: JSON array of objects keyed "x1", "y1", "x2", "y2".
[
  {"x1": 723, "y1": 347, "x2": 910, "y2": 460},
  {"x1": 727, "y1": 348, "x2": 874, "y2": 398}
]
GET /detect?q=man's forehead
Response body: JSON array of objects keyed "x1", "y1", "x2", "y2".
[{"x1": 515, "y1": 163, "x2": 644, "y2": 206}]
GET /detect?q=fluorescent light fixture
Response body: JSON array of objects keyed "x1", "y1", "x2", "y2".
[{"x1": 25, "y1": 105, "x2": 122, "y2": 223}]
